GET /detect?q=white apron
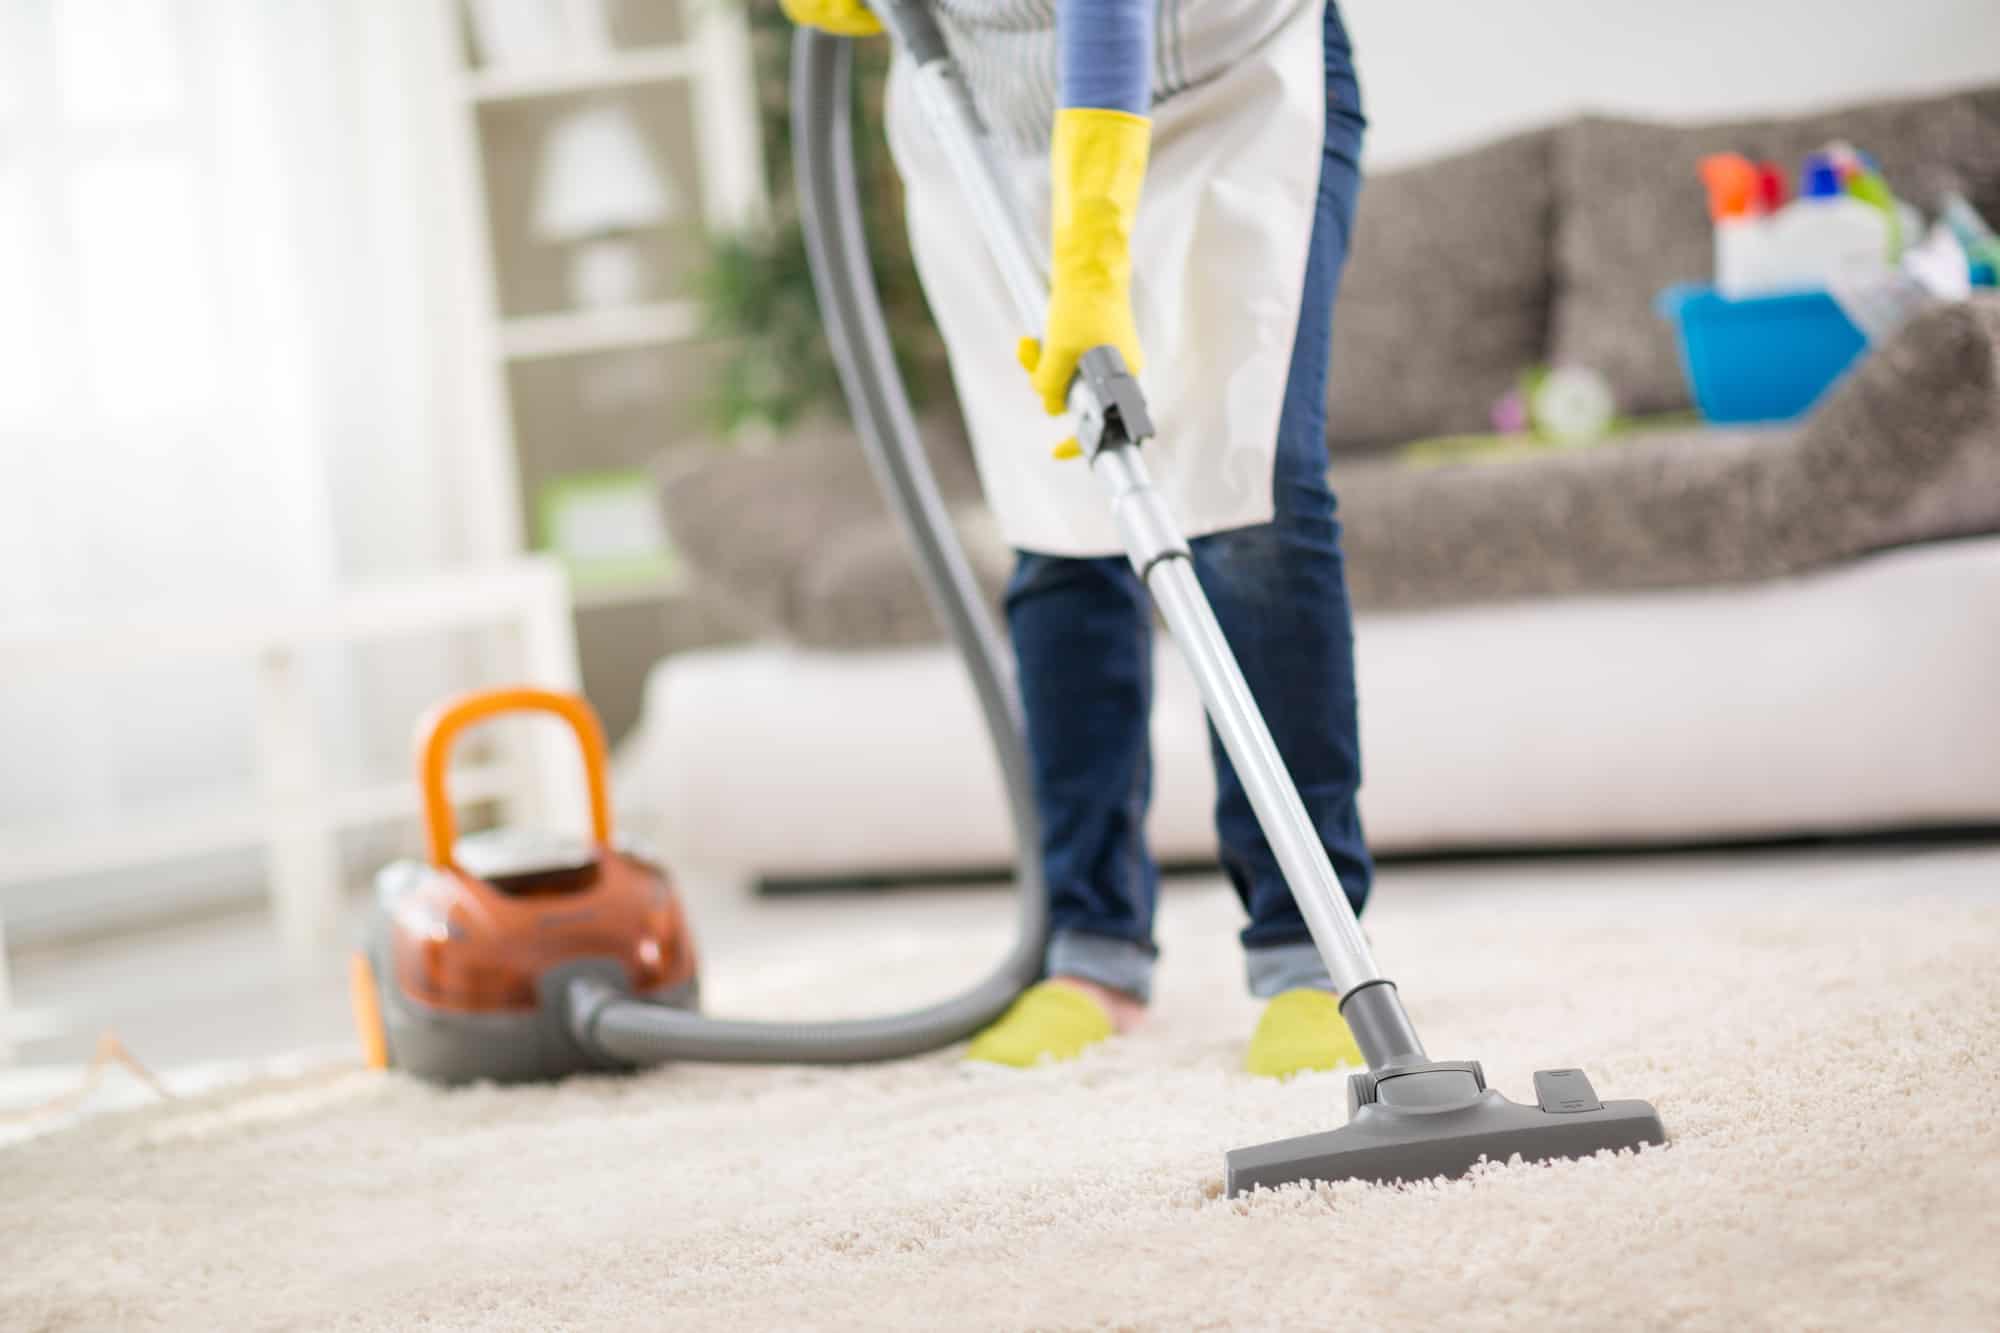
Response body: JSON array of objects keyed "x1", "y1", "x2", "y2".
[{"x1": 885, "y1": 0, "x2": 1328, "y2": 558}]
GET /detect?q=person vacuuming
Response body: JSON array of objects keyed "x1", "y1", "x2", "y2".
[
  {"x1": 782, "y1": 0, "x2": 1372, "y2": 1075},
  {"x1": 357, "y1": 3, "x2": 1664, "y2": 1193}
]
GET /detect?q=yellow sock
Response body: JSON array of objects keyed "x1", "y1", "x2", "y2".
[
  {"x1": 965, "y1": 981, "x2": 1115, "y2": 1067},
  {"x1": 1246, "y1": 988, "x2": 1364, "y2": 1078}
]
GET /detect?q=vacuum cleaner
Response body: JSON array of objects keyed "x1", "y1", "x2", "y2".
[
  {"x1": 353, "y1": 669, "x2": 1048, "y2": 1077},
  {"x1": 352, "y1": 0, "x2": 1666, "y2": 1195}
]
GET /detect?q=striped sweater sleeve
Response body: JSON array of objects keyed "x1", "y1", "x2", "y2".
[{"x1": 1059, "y1": 0, "x2": 1154, "y2": 114}]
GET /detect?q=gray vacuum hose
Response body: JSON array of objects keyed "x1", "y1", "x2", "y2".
[{"x1": 567, "y1": 29, "x2": 1047, "y2": 1065}]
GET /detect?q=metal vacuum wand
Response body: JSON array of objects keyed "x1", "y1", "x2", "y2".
[{"x1": 872, "y1": 0, "x2": 1424, "y2": 1070}]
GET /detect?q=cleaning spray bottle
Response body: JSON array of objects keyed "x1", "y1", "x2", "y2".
[
  {"x1": 1700, "y1": 153, "x2": 1770, "y2": 297},
  {"x1": 1938, "y1": 190, "x2": 2000, "y2": 287}
]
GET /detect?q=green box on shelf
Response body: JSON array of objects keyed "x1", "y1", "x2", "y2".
[{"x1": 535, "y1": 471, "x2": 680, "y2": 596}]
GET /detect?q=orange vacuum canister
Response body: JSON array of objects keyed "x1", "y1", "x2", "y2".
[{"x1": 351, "y1": 687, "x2": 698, "y2": 1083}]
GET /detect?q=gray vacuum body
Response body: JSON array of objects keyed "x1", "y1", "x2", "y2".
[{"x1": 1225, "y1": 1061, "x2": 1665, "y2": 1196}]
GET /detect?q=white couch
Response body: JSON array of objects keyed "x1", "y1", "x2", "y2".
[{"x1": 618, "y1": 538, "x2": 2000, "y2": 881}]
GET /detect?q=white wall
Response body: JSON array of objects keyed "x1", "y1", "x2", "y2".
[{"x1": 1345, "y1": 0, "x2": 2000, "y2": 168}]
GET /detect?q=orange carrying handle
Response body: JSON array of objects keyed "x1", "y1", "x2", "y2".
[{"x1": 418, "y1": 686, "x2": 613, "y2": 870}]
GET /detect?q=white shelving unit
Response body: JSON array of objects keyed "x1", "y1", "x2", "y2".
[
  {"x1": 498, "y1": 298, "x2": 705, "y2": 361},
  {"x1": 435, "y1": 0, "x2": 767, "y2": 560},
  {"x1": 421, "y1": 0, "x2": 767, "y2": 735},
  {"x1": 571, "y1": 574, "x2": 690, "y2": 611},
  {"x1": 461, "y1": 43, "x2": 702, "y2": 104}
]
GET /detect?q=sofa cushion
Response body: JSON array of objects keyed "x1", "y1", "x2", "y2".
[
  {"x1": 667, "y1": 306, "x2": 2000, "y2": 646},
  {"x1": 1326, "y1": 128, "x2": 1557, "y2": 453},
  {"x1": 1340, "y1": 297, "x2": 2000, "y2": 612},
  {"x1": 792, "y1": 505, "x2": 1012, "y2": 650},
  {"x1": 656, "y1": 412, "x2": 981, "y2": 639},
  {"x1": 1551, "y1": 85, "x2": 2000, "y2": 416}
]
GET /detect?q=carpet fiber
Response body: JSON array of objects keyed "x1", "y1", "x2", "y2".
[{"x1": 5, "y1": 846, "x2": 1998, "y2": 1330}]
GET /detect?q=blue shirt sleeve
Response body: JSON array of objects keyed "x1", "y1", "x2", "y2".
[{"x1": 1060, "y1": 0, "x2": 1154, "y2": 116}]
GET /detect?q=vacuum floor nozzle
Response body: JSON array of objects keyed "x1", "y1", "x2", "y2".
[{"x1": 1225, "y1": 1061, "x2": 1665, "y2": 1196}]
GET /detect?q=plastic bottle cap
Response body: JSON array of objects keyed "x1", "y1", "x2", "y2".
[
  {"x1": 1801, "y1": 158, "x2": 1843, "y2": 199},
  {"x1": 1756, "y1": 162, "x2": 1787, "y2": 212},
  {"x1": 1699, "y1": 153, "x2": 1761, "y2": 219}
]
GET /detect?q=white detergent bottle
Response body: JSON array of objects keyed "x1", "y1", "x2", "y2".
[{"x1": 1758, "y1": 160, "x2": 1894, "y2": 293}]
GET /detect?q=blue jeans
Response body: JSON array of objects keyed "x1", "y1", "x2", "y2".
[{"x1": 1006, "y1": 2, "x2": 1368, "y2": 1004}]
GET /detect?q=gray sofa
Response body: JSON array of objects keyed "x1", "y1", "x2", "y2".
[{"x1": 624, "y1": 84, "x2": 2000, "y2": 879}]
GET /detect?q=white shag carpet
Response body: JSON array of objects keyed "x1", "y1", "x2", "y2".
[{"x1": 4, "y1": 846, "x2": 1998, "y2": 1331}]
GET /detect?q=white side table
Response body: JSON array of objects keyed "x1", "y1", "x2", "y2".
[{"x1": 0, "y1": 559, "x2": 584, "y2": 966}]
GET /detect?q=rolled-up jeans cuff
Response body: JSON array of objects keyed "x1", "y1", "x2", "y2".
[
  {"x1": 1046, "y1": 930, "x2": 1155, "y2": 1004},
  {"x1": 1245, "y1": 941, "x2": 1335, "y2": 999}
]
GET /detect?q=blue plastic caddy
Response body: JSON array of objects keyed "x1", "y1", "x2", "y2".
[{"x1": 1659, "y1": 283, "x2": 1869, "y2": 423}]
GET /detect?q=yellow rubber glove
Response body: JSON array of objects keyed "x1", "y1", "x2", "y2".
[
  {"x1": 1018, "y1": 108, "x2": 1151, "y2": 420},
  {"x1": 778, "y1": 0, "x2": 881, "y2": 38}
]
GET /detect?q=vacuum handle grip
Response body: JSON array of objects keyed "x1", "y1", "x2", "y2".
[{"x1": 417, "y1": 687, "x2": 613, "y2": 869}]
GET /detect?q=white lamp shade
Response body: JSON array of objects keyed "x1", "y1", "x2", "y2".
[{"x1": 533, "y1": 104, "x2": 678, "y2": 242}]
